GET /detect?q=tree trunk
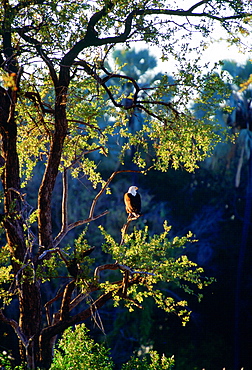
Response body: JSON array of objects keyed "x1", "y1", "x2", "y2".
[
  {"x1": 0, "y1": 85, "x2": 42, "y2": 368},
  {"x1": 38, "y1": 87, "x2": 68, "y2": 249}
]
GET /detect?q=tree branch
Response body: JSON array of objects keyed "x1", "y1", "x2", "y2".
[
  {"x1": 24, "y1": 91, "x2": 54, "y2": 115},
  {"x1": 0, "y1": 310, "x2": 28, "y2": 347},
  {"x1": 44, "y1": 291, "x2": 64, "y2": 326},
  {"x1": 117, "y1": 291, "x2": 143, "y2": 309},
  {"x1": 187, "y1": 0, "x2": 210, "y2": 13},
  {"x1": 59, "y1": 280, "x2": 76, "y2": 321},
  {"x1": 67, "y1": 119, "x2": 105, "y2": 137},
  {"x1": 39, "y1": 272, "x2": 143, "y2": 352},
  {"x1": 53, "y1": 210, "x2": 109, "y2": 247},
  {"x1": 137, "y1": 99, "x2": 180, "y2": 117},
  {"x1": 39, "y1": 290, "x2": 114, "y2": 342},
  {"x1": 13, "y1": 0, "x2": 45, "y2": 15},
  {"x1": 16, "y1": 31, "x2": 58, "y2": 85},
  {"x1": 75, "y1": 60, "x2": 181, "y2": 120},
  {"x1": 60, "y1": 2, "x2": 115, "y2": 68},
  {"x1": 94, "y1": 263, "x2": 120, "y2": 281},
  {"x1": 61, "y1": 169, "x2": 68, "y2": 233},
  {"x1": 69, "y1": 285, "x2": 98, "y2": 312},
  {"x1": 120, "y1": 216, "x2": 140, "y2": 247},
  {"x1": 85, "y1": 7, "x2": 248, "y2": 49}
]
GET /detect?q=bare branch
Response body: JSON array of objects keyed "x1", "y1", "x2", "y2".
[
  {"x1": 69, "y1": 285, "x2": 98, "y2": 311},
  {"x1": 94, "y1": 261, "x2": 155, "y2": 282},
  {"x1": 75, "y1": 61, "x2": 181, "y2": 120},
  {"x1": 61, "y1": 169, "x2": 68, "y2": 233},
  {"x1": 187, "y1": 0, "x2": 210, "y2": 13},
  {"x1": 100, "y1": 67, "x2": 141, "y2": 94},
  {"x1": 40, "y1": 273, "x2": 144, "y2": 345},
  {"x1": 122, "y1": 270, "x2": 129, "y2": 297},
  {"x1": 67, "y1": 119, "x2": 105, "y2": 136},
  {"x1": 16, "y1": 31, "x2": 58, "y2": 85},
  {"x1": 37, "y1": 248, "x2": 59, "y2": 262},
  {"x1": 40, "y1": 290, "x2": 114, "y2": 340},
  {"x1": 0, "y1": 310, "x2": 28, "y2": 347},
  {"x1": 53, "y1": 210, "x2": 109, "y2": 247},
  {"x1": 69, "y1": 293, "x2": 88, "y2": 310},
  {"x1": 44, "y1": 291, "x2": 64, "y2": 326},
  {"x1": 120, "y1": 216, "x2": 141, "y2": 246},
  {"x1": 94, "y1": 263, "x2": 120, "y2": 281},
  {"x1": 59, "y1": 280, "x2": 76, "y2": 321}
]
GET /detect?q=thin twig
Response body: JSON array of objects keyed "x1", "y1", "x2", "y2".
[
  {"x1": 53, "y1": 210, "x2": 109, "y2": 247},
  {"x1": 61, "y1": 169, "x2": 68, "y2": 232}
]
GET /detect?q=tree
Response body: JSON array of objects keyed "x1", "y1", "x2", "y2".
[
  {"x1": 0, "y1": 1, "x2": 250, "y2": 368},
  {"x1": 91, "y1": 47, "x2": 166, "y2": 171}
]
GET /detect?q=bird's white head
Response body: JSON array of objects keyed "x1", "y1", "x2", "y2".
[{"x1": 128, "y1": 186, "x2": 138, "y2": 196}]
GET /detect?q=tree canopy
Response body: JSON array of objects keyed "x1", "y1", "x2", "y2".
[{"x1": 0, "y1": 0, "x2": 251, "y2": 368}]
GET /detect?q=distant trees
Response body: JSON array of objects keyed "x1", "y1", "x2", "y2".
[
  {"x1": 0, "y1": 0, "x2": 251, "y2": 368},
  {"x1": 218, "y1": 60, "x2": 252, "y2": 370},
  {"x1": 189, "y1": 60, "x2": 252, "y2": 370}
]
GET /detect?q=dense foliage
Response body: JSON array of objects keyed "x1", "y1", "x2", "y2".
[
  {"x1": 50, "y1": 324, "x2": 175, "y2": 370},
  {"x1": 0, "y1": 0, "x2": 251, "y2": 368}
]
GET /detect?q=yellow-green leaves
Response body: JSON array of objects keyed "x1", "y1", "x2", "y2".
[
  {"x1": 99, "y1": 222, "x2": 212, "y2": 321},
  {"x1": 0, "y1": 72, "x2": 18, "y2": 91},
  {"x1": 51, "y1": 324, "x2": 114, "y2": 370},
  {"x1": 0, "y1": 266, "x2": 13, "y2": 307}
]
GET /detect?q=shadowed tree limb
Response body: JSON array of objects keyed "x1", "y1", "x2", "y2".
[
  {"x1": 59, "y1": 280, "x2": 76, "y2": 321},
  {"x1": 0, "y1": 310, "x2": 28, "y2": 347}
]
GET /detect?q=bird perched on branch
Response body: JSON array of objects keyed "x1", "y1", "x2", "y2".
[{"x1": 124, "y1": 186, "x2": 141, "y2": 219}]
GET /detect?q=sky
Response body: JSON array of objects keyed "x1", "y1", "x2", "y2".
[
  {"x1": 191, "y1": 37, "x2": 251, "y2": 66},
  {"x1": 155, "y1": 29, "x2": 252, "y2": 74},
  {"x1": 146, "y1": 1, "x2": 252, "y2": 75}
]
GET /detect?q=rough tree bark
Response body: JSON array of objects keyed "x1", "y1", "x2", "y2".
[{"x1": 0, "y1": 83, "x2": 42, "y2": 368}]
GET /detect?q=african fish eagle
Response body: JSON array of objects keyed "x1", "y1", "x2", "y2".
[{"x1": 124, "y1": 186, "x2": 141, "y2": 219}]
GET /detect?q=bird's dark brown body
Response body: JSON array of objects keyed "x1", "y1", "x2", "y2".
[{"x1": 124, "y1": 186, "x2": 141, "y2": 218}]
